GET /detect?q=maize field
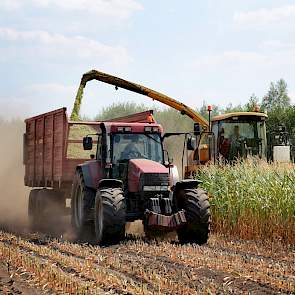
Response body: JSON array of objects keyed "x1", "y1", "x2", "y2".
[{"x1": 198, "y1": 159, "x2": 295, "y2": 244}]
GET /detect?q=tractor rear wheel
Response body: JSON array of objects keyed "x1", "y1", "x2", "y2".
[
  {"x1": 71, "y1": 170, "x2": 95, "y2": 242},
  {"x1": 177, "y1": 188, "x2": 210, "y2": 245},
  {"x1": 94, "y1": 187, "x2": 126, "y2": 245}
]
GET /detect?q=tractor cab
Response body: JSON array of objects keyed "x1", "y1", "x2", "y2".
[{"x1": 109, "y1": 123, "x2": 164, "y2": 182}]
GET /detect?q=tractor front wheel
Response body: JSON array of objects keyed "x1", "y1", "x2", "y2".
[
  {"x1": 94, "y1": 187, "x2": 126, "y2": 245},
  {"x1": 177, "y1": 188, "x2": 210, "y2": 245}
]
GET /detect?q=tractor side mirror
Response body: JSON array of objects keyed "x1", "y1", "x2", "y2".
[
  {"x1": 83, "y1": 136, "x2": 93, "y2": 150},
  {"x1": 187, "y1": 137, "x2": 197, "y2": 151},
  {"x1": 194, "y1": 123, "x2": 201, "y2": 136}
]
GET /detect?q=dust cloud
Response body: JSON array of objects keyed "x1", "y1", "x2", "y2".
[{"x1": 0, "y1": 119, "x2": 29, "y2": 231}]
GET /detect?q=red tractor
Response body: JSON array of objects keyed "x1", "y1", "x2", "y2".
[{"x1": 71, "y1": 112, "x2": 210, "y2": 245}]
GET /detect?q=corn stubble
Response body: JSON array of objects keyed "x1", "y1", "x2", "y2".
[
  {"x1": 198, "y1": 159, "x2": 295, "y2": 243},
  {"x1": 0, "y1": 231, "x2": 294, "y2": 294}
]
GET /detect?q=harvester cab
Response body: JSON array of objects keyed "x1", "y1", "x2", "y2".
[
  {"x1": 184, "y1": 112, "x2": 268, "y2": 177},
  {"x1": 212, "y1": 112, "x2": 268, "y2": 161},
  {"x1": 198, "y1": 112, "x2": 267, "y2": 162}
]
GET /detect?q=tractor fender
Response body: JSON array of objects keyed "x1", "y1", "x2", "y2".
[
  {"x1": 98, "y1": 179, "x2": 123, "y2": 189},
  {"x1": 77, "y1": 161, "x2": 102, "y2": 190},
  {"x1": 173, "y1": 179, "x2": 202, "y2": 195}
]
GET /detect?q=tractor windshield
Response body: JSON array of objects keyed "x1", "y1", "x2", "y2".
[
  {"x1": 112, "y1": 133, "x2": 163, "y2": 163},
  {"x1": 213, "y1": 119, "x2": 267, "y2": 161}
]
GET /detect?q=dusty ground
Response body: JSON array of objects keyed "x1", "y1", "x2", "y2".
[{"x1": 0, "y1": 225, "x2": 294, "y2": 295}]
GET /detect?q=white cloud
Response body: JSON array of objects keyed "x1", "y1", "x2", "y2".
[
  {"x1": 0, "y1": 27, "x2": 132, "y2": 66},
  {"x1": 192, "y1": 50, "x2": 269, "y2": 69},
  {"x1": 234, "y1": 5, "x2": 295, "y2": 27},
  {"x1": 260, "y1": 40, "x2": 295, "y2": 51},
  {"x1": 190, "y1": 48, "x2": 295, "y2": 106},
  {"x1": 0, "y1": 0, "x2": 143, "y2": 19},
  {"x1": 0, "y1": 0, "x2": 22, "y2": 10}
]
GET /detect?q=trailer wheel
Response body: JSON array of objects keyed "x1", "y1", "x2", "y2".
[
  {"x1": 71, "y1": 170, "x2": 95, "y2": 241},
  {"x1": 38, "y1": 189, "x2": 65, "y2": 234},
  {"x1": 177, "y1": 188, "x2": 210, "y2": 245},
  {"x1": 28, "y1": 189, "x2": 41, "y2": 231},
  {"x1": 94, "y1": 187, "x2": 126, "y2": 245},
  {"x1": 28, "y1": 189, "x2": 65, "y2": 233}
]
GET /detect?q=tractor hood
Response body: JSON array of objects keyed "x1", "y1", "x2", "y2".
[{"x1": 128, "y1": 159, "x2": 170, "y2": 192}]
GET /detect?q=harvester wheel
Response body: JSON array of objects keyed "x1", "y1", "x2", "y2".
[
  {"x1": 28, "y1": 189, "x2": 41, "y2": 231},
  {"x1": 177, "y1": 188, "x2": 210, "y2": 245},
  {"x1": 71, "y1": 170, "x2": 95, "y2": 241},
  {"x1": 94, "y1": 187, "x2": 126, "y2": 245}
]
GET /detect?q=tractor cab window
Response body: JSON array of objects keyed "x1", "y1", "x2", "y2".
[
  {"x1": 217, "y1": 119, "x2": 266, "y2": 160},
  {"x1": 112, "y1": 133, "x2": 163, "y2": 163}
]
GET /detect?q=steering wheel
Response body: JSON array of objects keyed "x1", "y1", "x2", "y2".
[
  {"x1": 128, "y1": 150, "x2": 142, "y2": 158},
  {"x1": 131, "y1": 151, "x2": 150, "y2": 159}
]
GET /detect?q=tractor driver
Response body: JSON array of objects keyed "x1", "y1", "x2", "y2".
[
  {"x1": 229, "y1": 125, "x2": 244, "y2": 160},
  {"x1": 121, "y1": 134, "x2": 143, "y2": 160}
]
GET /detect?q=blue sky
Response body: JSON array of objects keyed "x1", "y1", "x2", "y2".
[{"x1": 0, "y1": 0, "x2": 295, "y2": 119}]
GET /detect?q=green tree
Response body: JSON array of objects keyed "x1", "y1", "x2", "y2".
[
  {"x1": 245, "y1": 94, "x2": 260, "y2": 112},
  {"x1": 224, "y1": 103, "x2": 244, "y2": 113},
  {"x1": 262, "y1": 79, "x2": 290, "y2": 111}
]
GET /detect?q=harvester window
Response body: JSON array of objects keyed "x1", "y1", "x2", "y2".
[{"x1": 218, "y1": 120, "x2": 266, "y2": 160}]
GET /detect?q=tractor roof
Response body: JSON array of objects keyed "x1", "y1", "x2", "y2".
[
  {"x1": 104, "y1": 121, "x2": 163, "y2": 133},
  {"x1": 212, "y1": 112, "x2": 268, "y2": 122}
]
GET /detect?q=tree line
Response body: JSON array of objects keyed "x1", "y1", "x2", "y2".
[
  {"x1": 94, "y1": 79, "x2": 294, "y2": 161},
  {"x1": 97, "y1": 79, "x2": 292, "y2": 135}
]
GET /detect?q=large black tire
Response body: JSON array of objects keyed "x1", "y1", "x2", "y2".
[
  {"x1": 71, "y1": 170, "x2": 96, "y2": 242},
  {"x1": 94, "y1": 187, "x2": 126, "y2": 245},
  {"x1": 38, "y1": 189, "x2": 65, "y2": 234},
  {"x1": 177, "y1": 188, "x2": 210, "y2": 245},
  {"x1": 29, "y1": 189, "x2": 65, "y2": 233},
  {"x1": 28, "y1": 189, "x2": 41, "y2": 231}
]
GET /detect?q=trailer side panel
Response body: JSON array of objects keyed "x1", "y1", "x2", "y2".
[{"x1": 24, "y1": 108, "x2": 67, "y2": 187}]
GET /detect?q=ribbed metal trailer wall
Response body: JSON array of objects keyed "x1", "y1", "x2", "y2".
[{"x1": 24, "y1": 108, "x2": 67, "y2": 188}]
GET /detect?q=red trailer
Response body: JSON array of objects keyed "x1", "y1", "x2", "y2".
[{"x1": 23, "y1": 107, "x2": 102, "y2": 230}]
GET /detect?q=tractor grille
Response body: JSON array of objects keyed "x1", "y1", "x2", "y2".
[{"x1": 141, "y1": 173, "x2": 169, "y2": 186}]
